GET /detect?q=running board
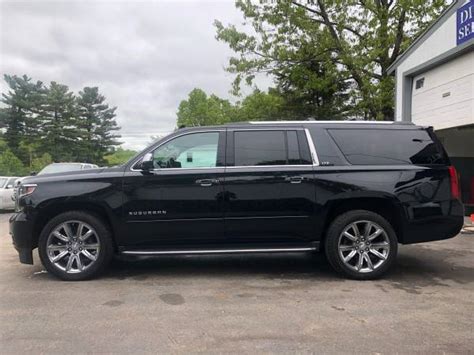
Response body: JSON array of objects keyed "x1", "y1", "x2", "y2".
[{"x1": 121, "y1": 244, "x2": 318, "y2": 256}]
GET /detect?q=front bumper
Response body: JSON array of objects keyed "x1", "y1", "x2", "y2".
[{"x1": 9, "y1": 212, "x2": 36, "y2": 264}]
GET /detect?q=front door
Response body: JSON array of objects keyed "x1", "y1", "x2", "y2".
[
  {"x1": 223, "y1": 128, "x2": 317, "y2": 243},
  {"x1": 120, "y1": 130, "x2": 226, "y2": 249}
]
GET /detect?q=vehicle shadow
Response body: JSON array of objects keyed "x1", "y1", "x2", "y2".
[
  {"x1": 105, "y1": 252, "x2": 336, "y2": 281},
  {"x1": 99, "y1": 246, "x2": 474, "y2": 289}
]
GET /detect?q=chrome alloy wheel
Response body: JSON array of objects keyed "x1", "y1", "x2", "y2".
[
  {"x1": 338, "y1": 220, "x2": 390, "y2": 273},
  {"x1": 46, "y1": 220, "x2": 100, "y2": 274}
]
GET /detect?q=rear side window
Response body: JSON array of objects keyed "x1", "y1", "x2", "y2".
[
  {"x1": 328, "y1": 129, "x2": 448, "y2": 165},
  {"x1": 234, "y1": 130, "x2": 308, "y2": 166}
]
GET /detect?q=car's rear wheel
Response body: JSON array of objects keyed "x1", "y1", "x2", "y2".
[
  {"x1": 325, "y1": 210, "x2": 398, "y2": 280},
  {"x1": 38, "y1": 211, "x2": 113, "y2": 281}
]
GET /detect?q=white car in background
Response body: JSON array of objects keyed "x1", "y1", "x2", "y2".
[
  {"x1": 34, "y1": 162, "x2": 99, "y2": 175},
  {"x1": 11, "y1": 163, "x2": 100, "y2": 207},
  {"x1": 0, "y1": 176, "x2": 19, "y2": 210}
]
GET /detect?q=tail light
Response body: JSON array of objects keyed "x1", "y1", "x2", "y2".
[{"x1": 448, "y1": 166, "x2": 460, "y2": 200}]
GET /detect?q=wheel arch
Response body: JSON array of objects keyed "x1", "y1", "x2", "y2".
[
  {"x1": 320, "y1": 197, "x2": 406, "y2": 247},
  {"x1": 33, "y1": 202, "x2": 118, "y2": 251}
]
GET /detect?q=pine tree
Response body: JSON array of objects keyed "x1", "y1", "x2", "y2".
[
  {"x1": 1, "y1": 75, "x2": 122, "y2": 166},
  {"x1": 39, "y1": 82, "x2": 78, "y2": 162},
  {"x1": 76, "y1": 87, "x2": 120, "y2": 164},
  {"x1": 0, "y1": 75, "x2": 45, "y2": 163}
]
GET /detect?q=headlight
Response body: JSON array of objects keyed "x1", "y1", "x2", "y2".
[{"x1": 18, "y1": 184, "x2": 37, "y2": 198}]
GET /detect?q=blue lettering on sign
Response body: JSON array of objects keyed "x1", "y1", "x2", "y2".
[{"x1": 457, "y1": 0, "x2": 474, "y2": 45}]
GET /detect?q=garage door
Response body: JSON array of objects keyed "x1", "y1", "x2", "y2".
[{"x1": 411, "y1": 51, "x2": 474, "y2": 130}]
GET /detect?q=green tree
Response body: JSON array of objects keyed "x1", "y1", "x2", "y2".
[
  {"x1": 0, "y1": 135, "x2": 8, "y2": 153},
  {"x1": 0, "y1": 149, "x2": 26, "y2": 176},
  {"x1": 19, "y1": 141, "x2": 42, "y2": 171},
  {"x1": 176, "y1": 88, "x2": 292, "y2": 126},
  {"x1": 236, "y1": 89, "x2": 287, "y2": 121},
  {"x1": 0, "y1": 75, "x2": 45, "y2": 162},
  {"x1": 30, "y1": 153, "x2": 53, "y2": 174},
  {"x1": 1, "y1": 75, "x2": 123, "y2": 166},
  {"x1": 103, "y1": 148, "x2": 137, "y2": 166},
  {"x1": 177, "y1": 88, "x2": 237, "y2": 127},
  {"x1": 76, "y1": 87, "x2": 121, "y2": 164},
  {"x1": 39, "y1": 82, "x2": 78, "y2": 162},
  {"x1": 215, "y1": 0, "x2": 449, "y2": 120}
]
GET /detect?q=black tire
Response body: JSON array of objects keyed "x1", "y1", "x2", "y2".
[
  {"x1": 324, "y1": 210, "x2": 398, "y2": 280},
  {"x1": 38, "y1": 211, "x2": 114, "y2": 281}
]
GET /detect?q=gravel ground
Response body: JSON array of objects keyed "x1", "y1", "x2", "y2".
[{"x1": 0, "y1": 212, "x2": 473, "y2": 354}]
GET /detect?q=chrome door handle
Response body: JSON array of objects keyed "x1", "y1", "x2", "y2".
[
  {"x1": 196, "y1": 179, "x2": 219, "y2": 187},
  {"x1": 287, "y1": 176, "x2": 303, "y2": 184}
]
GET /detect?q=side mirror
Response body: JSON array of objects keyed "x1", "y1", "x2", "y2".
[
  {"x1": 139, "y1": 153, "x2": 154, "y2": 172},
  {"x1": 30, "y1": 171, "x2": 37, "y2": 176},
  {"x1": 140, "y1": 160, "x2": 154, "y2": 171},
  {"x1": 6, "y1": 185, "x2": 13, "y2": 189}
]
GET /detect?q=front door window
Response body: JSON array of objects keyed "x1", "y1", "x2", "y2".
[{"x1": 152, "y1": 132, "x2": 219, "y2": 169}]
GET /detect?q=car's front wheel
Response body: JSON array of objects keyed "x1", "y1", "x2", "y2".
[
  {"x1": 38, "y1": 211, "x2": 113, "y2": 281},
  {"x1": 325, "y1": 210, "x2": 398, "y2": 280}
]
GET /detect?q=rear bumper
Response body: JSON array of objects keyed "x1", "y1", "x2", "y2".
[
  {"x1": 9, "y1": 212, "x2": 36, "y2": 264},
  {"x1": 401, "y1": 199, "x2": 464, "y2": 244}
]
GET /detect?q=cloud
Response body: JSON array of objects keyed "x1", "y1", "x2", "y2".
[{"x1": 0, "y1": 0, "x2": 273, "y2": 151}]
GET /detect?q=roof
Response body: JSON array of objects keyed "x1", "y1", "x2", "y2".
[{"x1": 387, "y1": 0, "x2": 463, "y2": 74}]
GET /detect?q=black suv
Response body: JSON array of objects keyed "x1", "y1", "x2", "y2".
[{"x1": 10, "y1": 121, "x2": 464, "y2": 280}]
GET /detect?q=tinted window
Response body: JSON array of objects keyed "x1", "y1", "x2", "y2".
[
  {"x1": 234, "y1": 131, "x2": 286, "y2": 166},
  {"x1": 308, "y1": 127, "x2": 345, "y2": 166},
  {"x1": 234, "y1": 130, "x2": 307, "y2": 166},
  {"x1": 152, "y1": 132, "x2": 219, "y2": 169},
  {"x1": 328, "y1": 129, "x2": 447, "y2": 165},
  {"x1": 287, "y1": 131, "x2": 300, "y2": 164}
]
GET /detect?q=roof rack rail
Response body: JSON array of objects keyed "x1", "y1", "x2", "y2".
[{"x1": 247, "y1": 120, "x2": 398, "y2": 124}]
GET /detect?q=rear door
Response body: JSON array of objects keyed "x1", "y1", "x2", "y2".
[{"x1": 223, "y1": 127, "x2": 317, "y2": 243}]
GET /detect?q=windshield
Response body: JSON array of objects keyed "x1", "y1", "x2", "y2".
[{"x1": 38, "y1": 163, "x2": 83, "y2": 175}]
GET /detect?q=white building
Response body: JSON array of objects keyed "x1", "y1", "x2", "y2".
[{"x1": 388, "y1": 0, "x2": 474, "y2": 214}]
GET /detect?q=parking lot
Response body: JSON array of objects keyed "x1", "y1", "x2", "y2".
[{"x1": 0, "y1": 212, "x2": 473, "y2": 353}]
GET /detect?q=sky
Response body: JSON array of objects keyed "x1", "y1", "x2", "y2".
[{"x1": 0, "y1": 0, "x2": 272, "y2": 151}]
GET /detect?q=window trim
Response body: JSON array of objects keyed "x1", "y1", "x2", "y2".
[
  {"x1": 130, "y1": 127, "x2": 320, "y2": 171},
  {"x1": 304, "y1": 128, "x2": 319, "y2": 166}
]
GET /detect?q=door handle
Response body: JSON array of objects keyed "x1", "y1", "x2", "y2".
[
  {"x1": 196, "y1": 179, "x2": 219, "y2": 187},
  {"x1": 286, "y1": 176, "x2": 303, "y2": 184}
]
